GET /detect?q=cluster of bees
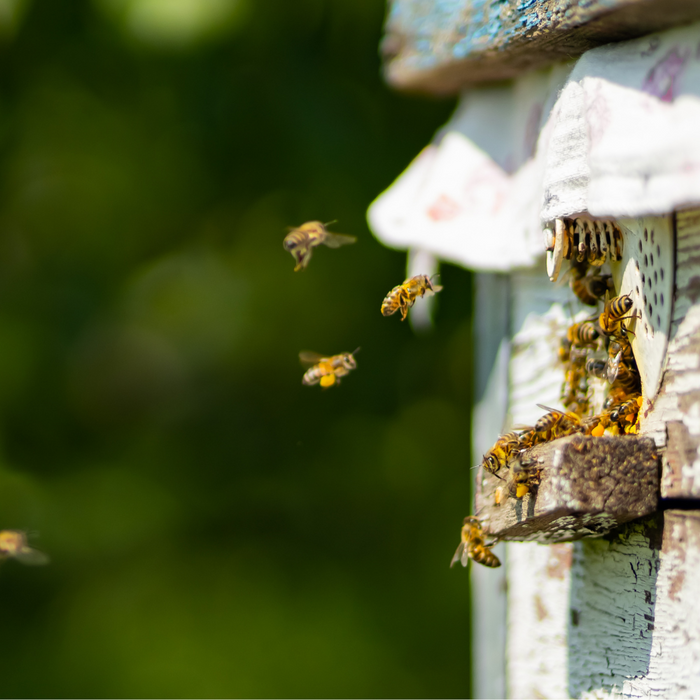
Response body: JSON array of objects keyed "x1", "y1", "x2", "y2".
[
  {"x1": 452, "y1": 234, "x2": 645, "y2": 570},
  {"x1": 285, "y1": 219, "x2": 645, "y2": 574},
  {"x1": 283, "y1": 221, "x2": 442, "y2": 387}
]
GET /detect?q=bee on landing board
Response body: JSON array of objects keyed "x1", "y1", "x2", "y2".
[
  {"x1": 283, "y1": 221, "x2": 357, "y2": 271},
  {"x1": 450, "y1": 516, "x2": 501, "y2": 568},
  {"x1": 381, "y1": 274, "x2": 443, "y2": 321},
  {"x1": 0, "y1": 530, "x2": 49, "y2": 566},
  {"x1": 300, "y1": 349, "x2": 359, "y2": 389}
]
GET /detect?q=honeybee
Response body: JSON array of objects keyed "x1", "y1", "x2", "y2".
[
  {"x1": 599, "y1": 293, "x2": 637, "y2": 338},
  {"x1": 450, "y1": 516, "x2": 501, "y2": 568},
  {"x1": 508, "y1": 455, "x2": 542, "y2": 498},
  {"x1": 300, "y1": 349, "x2": 359, "y2": 388},
  {"x1": 566, "y1": 321, "x2": 600, "y2": 347},
  {"x1": 283, "y1": 221, "x2": 357, "y2": 271},
  {"x1": 570, "y1": 264, "x2": 613, "y2": 306},
  {"x1": 381, "y1": 275, "x2": 443, "y2": 321},
  {"x1": 534, "y1": 405, "x2": 582, "y2": 441},
  {"x1": 585, "y1": 357, "x2": 608, "y2": 380},
  {"x1": 0, "y1": 530, "x2": 49, "y2": 565},
  {"x1": 608, "y1": 395, "x2": 643, "y2": 433},
  {"x1": 611, "y1": 360, "x2": 641, "y2": 395},
  {"x1": 482, "y1": 431, "x2": 525, "y2": 477}
]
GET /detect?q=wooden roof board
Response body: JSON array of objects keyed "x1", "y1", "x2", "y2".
[{"x1": 382, "y1": 0, "x2": 700, "y2": 94}]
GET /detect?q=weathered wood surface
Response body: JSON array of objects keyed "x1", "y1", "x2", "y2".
[
  {"x1": 641, "y1": 209, "x2": 700, "y2": 498},
  {"x1": 569, "y1": 511, "x2": 700, "y2": 698},
  {"x1": 382, "y1": 0, "x2": 700, "y2": 94},
  {"x1": 507, "y1": 540, "x2": 573, "y2": 699},
  {"x1": 478, "y1": 435, "x2": 660, "y2": 543}
]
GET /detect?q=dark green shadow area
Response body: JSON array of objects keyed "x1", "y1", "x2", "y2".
[{"x1": 0, "y1": 1, "x2": 473, "y2": 696}]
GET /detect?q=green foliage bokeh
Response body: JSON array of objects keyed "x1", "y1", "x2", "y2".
[{"x1": 0, "y1": 0, "x2": 474, "y2": 696}]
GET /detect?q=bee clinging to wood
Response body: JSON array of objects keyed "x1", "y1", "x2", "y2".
[
  {"x1": 599, "y1": 293, "x2": 637, "y2": 338},
  {"x1": 0, "y1": 530, "x2": 49, "y2": 565},
  {"x1": 283, "y1": 221, "x2": 357, "y2": 271},
  {"x1": 381, "y1": 274, "x2": 442, "y2": 321},
  {"x1": 450, "y1": 516, "x2": 501, "y2": 568},
  {"x1": 481, "y1": 430, "x2": 527, "y2": 478},
  {"x1": 300, "y1": 349, "x2": 359, "y2": 389}
]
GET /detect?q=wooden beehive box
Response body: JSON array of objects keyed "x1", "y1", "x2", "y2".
[{"x1": 371, "y1": 1, "x2": 700, "y2": 696}]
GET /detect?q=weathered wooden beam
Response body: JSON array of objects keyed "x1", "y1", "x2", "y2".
[
  {"x1": 476, "y1": 434, "x2": 660, "y2": 542},
  {"x1": 382, "y1": 0, "x2": 700, "y2": 94}
]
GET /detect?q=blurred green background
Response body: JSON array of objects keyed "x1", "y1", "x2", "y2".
[{"x1": 0, "y1": 0, "x2": 475, "y2": 696}]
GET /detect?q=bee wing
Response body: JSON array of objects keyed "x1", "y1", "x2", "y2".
[
  {"x1": 322, "y1": 233, "x2": 357, "y2": 249},
  {"x1": 607, "y1": 350, "x2": 622, "y2": 383},
  {"x1": 450, "y1": 542, "x2": 467, "y2": 568},
  {"x1": 536, "y1": 404, "x2": 563, "y2": 414},
  {"x1": 429, "y1": 284, "x2": 443, "y2": 293},
  {"x1": 299, "y1": 351, "x2": 326, "y2": 366},
  {"x1": 15, "y1": 546, "x2": 49, "y2": 566}
]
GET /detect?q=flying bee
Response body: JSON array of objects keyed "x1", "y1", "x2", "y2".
[
  {"x1": 300, "y1": 349, "x2": 359, "y2": 388},
  {"x1": 0, "y1": 530, "x2": 49, "y2": 565},
  {"x1": 566, "y1": 321, "x2": 600, "y2": 348},
  {"x1": 570, "y1": 264, "x2": 613, "y2": 306},
  {"x1": 283, "y1": 221, "x2": 357, "y2": 271},
  {"x1": 381, "y1": 274, "x2": 443, "y2": 321},
  {"x1": 599, "y1": 293, "x2": 638, "y2": 338},
  {"x1": 450, "y1": 516, "x2": 501, "y2": 568}
]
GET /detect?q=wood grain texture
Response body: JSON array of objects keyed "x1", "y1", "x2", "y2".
[
  {"x1": 641, "y1": 209, "x2": 700, "y2": 498},
  {"x1": 477, "y1": 435, "x2": 660, "y2": 543},
  {"x1": 569, "y1": 511, "x2": 700, "y2": 698},
  {"x1": 382, "y1": 0, "x2": 700, "y2": 94}
]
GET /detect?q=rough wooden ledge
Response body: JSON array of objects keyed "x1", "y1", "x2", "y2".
[
  {"x1": 475, "y1": 434, "x2": 660, "y2": 543},
  {"x1": 382, "y1": 0, "x2": 700, "y2": 94}
]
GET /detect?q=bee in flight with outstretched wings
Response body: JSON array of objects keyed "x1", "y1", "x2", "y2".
[
  {"x1": 0, "y1": 530, "x2": 49, "y2": 566},
  {"x1": 299, "y1": 349, "x2": 359, "y2": 389},
  {"x1": 283, "y1": 221, "x2": 357, "y2": 271}
]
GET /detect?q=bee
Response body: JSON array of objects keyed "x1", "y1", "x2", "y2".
[
  {"x1": 508, "y1": 455, "x2": 542, "y2": 498},
  {"x1": 611, "y1": 360, "x2": 641, "y2": 395},
  {"x1": 300, "y1": 349, "x2": 359, "y2": 388},
  {"x1": 599, "y1": 293, "x2": 637, "y2": 338},
  {"x1": 0, "y1": 530, "x2": 49, "y2": 565},
  {"x1": 608, "y1": 395, "x2": 643, "y2": 432},
  {"x1": 581, "y1": 413, "x2": 608, "y2": 436},
  {"x1": 570, "y1": 264, "x2": 613, "y2": 306},
  {"x1": 534, "y1": 405, "x2": 582, "y2": 441},
  {"x1": 482, "y1": 430, "x2": 525, "y2": 477},
  {"x1": 283, "y1": 221, "x2": 357, "y2": 271},
  {"x1": 566, "y1": 321, "x2": 600, "y2": 347},
  {"x1": 450, "y1": 516, "x2": 501, "y2": 568},
  {"x1": 585, "y1": 357, "x2": 608, "y2": 380},
  {"x1": 381, "y1": 275, "x2": 443, "y2": 321}
]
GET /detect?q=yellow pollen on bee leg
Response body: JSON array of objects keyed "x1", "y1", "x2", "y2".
[
  {"x1": 591, "y1": 424, "x2": 605, "y2": 437},
  {"x1": 516, "y1": 484, "x2": 529, "y2": 499},
  {"x1": 320, "y1": 375, "x2": 336, "y2": 388}
]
